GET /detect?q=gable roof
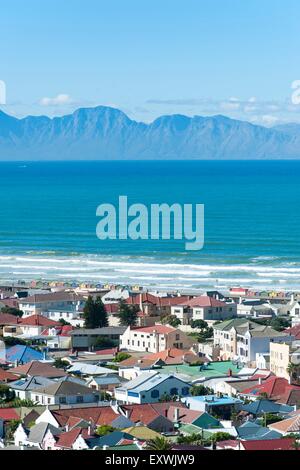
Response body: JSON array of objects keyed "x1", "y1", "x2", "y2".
[
  {"x1": 10, "y1": 360, "x2": 66, "y2": 378},
  {"x1": 269, "y1": 415, "x2": 300, "y2": 434},
  {"x1": 20, "y1": 314, "x2": 60, "y2": 327},
  {"x1": 122, "y1": 426, "x2": 161, "y2": 440},
  {"x1": 28, "y1": 422, "x2": 61, "y2": 444},
  {"x1": 20, "y1": 292, "x2": 84, "y2": 304},
  {"x1": 10, "y1": 375, "x2": 55, "y2": 391},
  {"x1": 178, "y1": 295, "x2": 226, "y2": 308},
  {"x1": 55, "y1": 427, "x2": 88, "y2": 449},
  {"x1": 0, "y1": 313, "x2": 21, "y2": 325},
  {"x1": 241, "y1": 399, "x2": 294, "y2": 415},
  {"x1": 34, "y1": 378, "x2": 98, "y2": 396},
  {"x1": 49, "y1": 406, "x2": 119, "y2": 427},
  {"x1": 236, "y1": 421, "x2": 282, "y2": 440},
  {"x1": 0, "y1": 368, "x2": 19, "y2": 382},
  {"x1": 6, "y1": 345, "x2": 44, "y2": 364}
]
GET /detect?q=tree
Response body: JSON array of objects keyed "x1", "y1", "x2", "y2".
[
  {"x1": 94, "y1": 336, "x2": 115, "y2": 349},
  {"x1": 95, "y1": 425, "x2": 116, "y2": 436},
  {"x1": 1, "y1": 306, "x2": 23, "y2": 317},
  {"x1": 58, "y1": 318, "x2": 71, "y2": 326},
  {"x1": 83, "y1": 296, "x2": 108, "y2": 329},
  {"x1": 53, "y1": 358, "x2": 69, "y2": 370},
  {"x1": 146, "y1": 437, "x2": 172, "y2": 451},
  {"x1": 287, "y1": 362, "x2": 300, "y2": 384},
  {"x1": 2, "y1": 336, "x2": 28, "y2": 346},
  {"x1": 118, "y1": 299, "x2": 139, "y2": 327},
  {"x1": 190, "y1": 384, "x2": 214, "y2": 396},
  {"x1": 5, "y1": 419, "x2": 21, "y2": 440},
  {"x1": 210, "y1": 432, "x2": 234, "y2": 443},
  {"x1": 112, "y1": 352, "x2": 131, "y2": 363},
  {"x1": 161, "y1": 315, "x2": 181, "y2": 327},
  {"x1": 191, "y1": 319, "x2": 208, "y2": 329},
  {"x1": 0, "y1": 384, "x2": 15, "y2": 403}
]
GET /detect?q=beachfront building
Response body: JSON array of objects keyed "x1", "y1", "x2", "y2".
[
  {"x1": 170, "y1": 295, "x2": 237, "y2": 325},
  {"x1": 114, "y1": 371, "x2": 190, "y2": 404},
  {"x1": 119, "y1": 325, "x2": 193, "y2": 353},
  {"x1": 213, "y1": 318, "x2": 291, "y2": 365}
]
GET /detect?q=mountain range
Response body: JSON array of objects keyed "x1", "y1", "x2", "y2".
[{"x1": 0, "y1": 106, "x2": 300, "y2": 160}]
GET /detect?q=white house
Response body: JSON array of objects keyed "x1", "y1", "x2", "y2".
[
  {"x1": 114, "y1": 371, "x2": 190, "y2": 404},
  {"x1": 19, "y1": 292, "x2": 85, "y2": 318},
  {"x1": 213, "y1": 318, "x2": 292, "y2": 365},
  {"x1": 119, "y1": 325, "x2": 193, "y2": 353},
  {"x1": 31, "y1": 377, "x2": 100, "y2": 405}
]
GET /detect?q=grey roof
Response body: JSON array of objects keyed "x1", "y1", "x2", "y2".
[
  {"x1": 34, "y1": 377, "x2": 98, "y2": 396},
  {"x1": 88, "y1": 374, "x2": 121, "y2": 386},
  {"x1": 241, "y1": 399, "x2": 294, "y2": 415},
  {"x1": 70, "y1": 327, "x2": 126, "y2": 336},
  {"x1": 111, "y1": 415, "x2": 135, "y2": 429},
  {"x1": 27, "y1": 422, "x2": 61, "y2": 444},
  {"x1": 214, "y1": 318, "x2": 288, "y2": 338},
  {"x1": 236, "y1": 421, "x2": 282, "y2": 440},
  {"x1": 116, "y1": 371, "x2": 189, "y2": 393},
  {"x1": 9, "y1": 376, "x2": 54, "y2": 391}
]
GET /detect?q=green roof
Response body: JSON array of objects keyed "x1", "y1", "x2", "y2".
[
  {"x1": 159, "y1": 361, "x2": 240, "y2": 379},
  {"x1": 179, "y1": 424, "x2": 215, "y2": 440},
  {"x1": 106, "y1": 444, "x2": 140, "y2": 451},
  {"x1": 193, "y1": 412, "x2": 220, "y2": 429}
]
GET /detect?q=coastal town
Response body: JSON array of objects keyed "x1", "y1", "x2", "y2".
[{"x1": 0, "y1": 280, "x2": 300, "y2": 451}]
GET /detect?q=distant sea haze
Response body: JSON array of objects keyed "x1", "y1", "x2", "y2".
[
  {"x1": 0, "y1": 106, "x2": 300, "y2": 160},
  {"x1": 0, "y1": 160, "x2": 300, "y2": 292}
]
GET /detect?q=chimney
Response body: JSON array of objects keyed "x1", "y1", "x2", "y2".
[
  {"x1": 103, "y1": 445, "x2": 109, "y2": 450},
  {"x1": 258, "y1": 377, "x2": 262, "y2": 385},
  {"x1": 228, "y1": 368, "x2": 232, "y2": 377},
  {"x1": 174, "y1": 408, "x2": 180, "y2": 422},
  {"x1": 65, "y1": 424, "x2": 69, "y2": 432}
]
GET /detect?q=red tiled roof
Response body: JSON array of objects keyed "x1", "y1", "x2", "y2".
[
  {"x1": 55, "y1": 428, "x2": 82, "y2": 448},
  {"x1": 0, "y1": 369, "x2": 19, "y2": 382},
  {"x1": 10, "y1": 360, "x2": 66, "y2": 378},
  {"x1": 178, "y1": 295, "x2": 226, "y2": 308},
  {"x1": 131, "y1": 325, "x2": 175, "y2": 334},
  {"x1": 20, "y1": 314, "x2": 61, "y2": 327},
  {"x1": 50, "y1": 407, "x2": 119, "y2": 427},
  {"x1": 0, "y1": 408, "x2": 20, "y2": 421},
  {"x1": 242, "y1": 438, "x2": 297, "y2": 451},
  {"x1": 146, "y1": 348, "x2": 197, "y2": 364},
  {"x1": 0, "y1": 313, "x2": 21, "y2": 325},
  {"x1": 242, "y1": 376, "x2": 300, "y2": 404}
]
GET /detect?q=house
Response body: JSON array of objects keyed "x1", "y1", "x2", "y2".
[
  {"x1": 18, "y1": 291, "x2": 85, "y2": 318},
  {"x1": 213, "y1": 318, "x2": 291, "y2": 365},
  {"x1": 54, "y1": 427, "x2": 92, "y2": 450},
  {"x1": 181, "y1": 395, "x2": 242, "y2": 420},
  {"x1": 14, "y1": 422, "x2": 61, "y2": 449},
  {"x1": 268, "y1": 414, "x2": 300, "y2": 435},
  {"x1": 241, "y1": 399, "x2": 294, "y2": 417},
  {"x1": 236, "y1": 421, "x2": 281, "y2": 440},
  {"x1": 67, "y1": 362, "x2": 117, "y2": 377},
  {"x1": 9, "y1": 376, "x2": 55, "y2": 400},
  {"x1": 31, "y1": 377, "x2": 100, "y2": 405},
  {"x1": 119, "y1": 325, "x2": 193, "y2": 353},
  {"x1": 18, "y1": 314, "x2": 61, "y2": 337},
  {"x1": 270, "y1": 340, "x2": 300, "y2": 380},
  {"x1": 5, "y1": 345, "x2": 44, "y2": 365},
  {"x1": 86, "y1": 374, "x2": 122, "y2": 392},
  {"x1": 10, "y1": 360, "x2": 66, "y2": 379},
  {"x1": 171, "y1": 295, "x2": 237, "y2": 325},
  {"x1": 121, "y1": 426, "x2": 160, "y2": 441},
  {"x1": 114, "y1": 371, "x2": 190, "y2": 404},
  {"x1": 237, "y1": 300, "x2": 274, "y2": 319},
  {"x1": 70, "y1": 326, "x2": 126, "y2": 351},
  {"x1": 240, "y1": 376, "x2": 300, "y2": 405}
]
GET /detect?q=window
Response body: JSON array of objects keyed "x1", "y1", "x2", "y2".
[
  {"x1": 175, "y1": 334, "x2": 180, "y2": 340},
  {"x1": 151, "y1": 389, "x2": 159, "y2": 398},
  {"x1": 59, "y1": 396, "x2": 66, "y2": 404},
  {"x1": 182, "y1": 387, "x2": 189, "y2": 396},
  {"x1": 76, "y1": 396, "x2": 83, "y2": 403},
  {"x1": 170, "y1": 387, "x2": 178, "y2": 395}
]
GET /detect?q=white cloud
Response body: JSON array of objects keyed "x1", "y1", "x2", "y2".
[
  {"x1": 39, "y1": 94, "x2": 73, "y2": 106},
  {"x1": 261, "y1": 114, "x2": 280, "y2": 126}
]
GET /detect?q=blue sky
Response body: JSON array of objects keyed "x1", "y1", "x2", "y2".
[{"x1": 1, "y1": 0, "x2": 300, "y2": 125}]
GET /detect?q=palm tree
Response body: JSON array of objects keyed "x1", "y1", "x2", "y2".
[
  {"x1": 292, "y1": 440, "x2": 300, "y2": 450},
  {"x1": 287, "y1": 362, "x2": 299, "y2": 384},
  {"x1": 146, "y1": 437, "x2": 172, "y2": 451}
]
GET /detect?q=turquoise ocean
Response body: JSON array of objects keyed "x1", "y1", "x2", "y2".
[{"x1": 0, "y1": 160, "x2": 300, "y2": 292}]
